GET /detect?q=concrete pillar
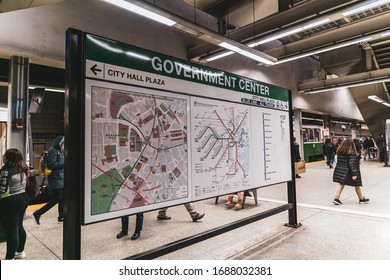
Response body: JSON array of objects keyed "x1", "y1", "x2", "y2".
[{"x1": 7, "y1": 56, "x2": 29, "y2": 157}]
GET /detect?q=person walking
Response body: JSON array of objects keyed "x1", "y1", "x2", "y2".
[
  {"x1": 0, "y1": 149, "x2": 30, "y2": 259},
  {"x1": 332, "y1": 138, "x2": 369, "y2": 205},
  {"x1": 157, "y1": 203, "x2": 205, "y2": 222},
  {"x1": 323, "y1": 138, "x2": 336, "y2": 168},
  {"x1": 33, "y1": 135, "x2": 65, "y2": 224},
  {"x1": 293, "y1": 137, "x2": 302, "y2": 178},
  {"x1": 116, "y1": 212, "x2": 144, "y2": 240}
]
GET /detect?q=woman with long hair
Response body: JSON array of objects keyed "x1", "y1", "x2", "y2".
[
  {"x1": 332, "y1": 138, "x2": 369, "y2": 205},
  {"x1": 0, "y1": 148, "x2": 29, "y2": 259}
]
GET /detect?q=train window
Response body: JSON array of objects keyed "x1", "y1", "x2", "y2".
[{"x1": 303, "y1": 128, "x2": 321, "y2": 142}]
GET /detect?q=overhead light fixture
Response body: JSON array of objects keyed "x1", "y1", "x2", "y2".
[
  {"x1": 303, "y1": 77, "x2": 390, "y2": 94},
  {"x1": 204, "y1": 17, "x2": 331, "y2": 62},
  {"x1": 104, "y1": 0, "x2": 276, "y2": 65},
  {"x1": 368, "y1": 95, "x2": 390, "y2": 107},
  {"x1": 269, "y1": 26, "x2": 390, "y2": 66},
  {"x1": 104, "y1": 0, "x2": 176, "y2": 26},
  {"x1": 342, "y1": 0, "x2": 390, "y2": 17},
  {"x1": 206, "y1": 51, "x2": 234, "y2": 62}
]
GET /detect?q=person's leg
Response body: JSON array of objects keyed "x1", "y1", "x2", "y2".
[
  {"x1": 157, "y1": 208, "x2": 171, "y2": 219},
  {"x1": 117, "y1": 216, "x2": 129, "y2": 239},
  {"x1": 33, "y1": 189, "x2": 61, "y2": 224},
  {"x1": 333, "y1": 184, "x2": 345, "y2": 205},
  {"x1": 225, "y1": 193, "x2": 234, "y2": 207},
  {"x1": 134, "y1": 213, "x2": 143, "y2": 233},
  {"x1": 57, "y1": 189, "x2": 64, "y2": 221},
  {"x1": 131, "y1": 213, "x2": 144, "y2": 240},
  {"x1": 0, "y1": 194, "x2": 27, "y2": 259},
  {"x1": 355, "y1": 186, "x2": 369, "y2": 203},
  {"x1": 121, "y1": 216, "x2": 129, "y2": 233},
  {"x1": 184, "y1": 203, "x2": 205, "y2": 221},
  {"x1": 234, "y1": 192, "x2": 244, "y2": 210},
  {"x1": 16, "y1": 193, "x2": 29, "y2": 255}
]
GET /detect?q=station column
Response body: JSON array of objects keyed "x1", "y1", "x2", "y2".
[{"x1": 7, "y1": 56, "x2": 29, "y2": 156}]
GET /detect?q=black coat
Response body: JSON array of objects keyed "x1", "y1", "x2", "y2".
[{"x1": 333, "y1": 153, "x2": 362, "y2": 186}]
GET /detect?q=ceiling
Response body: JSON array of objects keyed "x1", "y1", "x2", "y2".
[{"x1": 1, "y1": 0, "x2": 390, "y2": 135}]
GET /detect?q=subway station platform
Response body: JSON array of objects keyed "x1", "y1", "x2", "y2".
[{"x1": 2, "y1": 158, "x2": 390, "y2": 260}]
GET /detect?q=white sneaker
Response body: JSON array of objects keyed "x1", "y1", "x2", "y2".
[{"x1": 14, "y1": 251, "x2": 26, "y2": 259}]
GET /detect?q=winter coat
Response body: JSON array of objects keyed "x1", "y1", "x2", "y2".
[
  {"x1": 376, "y1": 137, "x2": 385, "y2": 152},
  {"x1": 47, "y1": 136, "x2": 64, "y2": 190},
  {"x1": 323, "y1": 142, "x2": 335, "y2": 155},
  {"x1": 333, "y1": 152, "x2": 362, "y2": 186},
  {"x1": 293, "y1": 142, "x2": 301, "y2": 162}
]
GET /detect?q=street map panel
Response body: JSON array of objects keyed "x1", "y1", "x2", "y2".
[{"x1": 90, "y1": 86, "x2": 189, "y2": 215}]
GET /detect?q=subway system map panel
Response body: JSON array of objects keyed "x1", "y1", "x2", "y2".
[{"x1": 191, "y1": 97, "x2": 252, "y2": 199}]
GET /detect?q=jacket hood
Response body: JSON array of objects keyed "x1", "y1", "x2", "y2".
[{"x1": 53, "y1": 135, "x2": 65, "y2": 150}]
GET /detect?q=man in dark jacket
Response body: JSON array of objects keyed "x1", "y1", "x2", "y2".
[
  {"x1": 33, "y1": 135, "x2": 65, "y2": 224},
  {"x1": 293, "y1": 137, "x2": 302, "y2": 178},
  {"x1": 376, "y1": 134, "x2": 385, "y2": 162}
]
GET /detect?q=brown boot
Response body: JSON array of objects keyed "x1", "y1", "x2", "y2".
[
  {"x1": 225, "y1": 196, "x2": 234, "y2": 208},
  {"x1": 234, "y1": 199, "x2": 243, "y2": 210}
]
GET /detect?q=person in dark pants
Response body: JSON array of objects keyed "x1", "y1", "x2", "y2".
[
  {"x1": 33, "y1": 135, "x2": 65, "y2": 224},
  {"x1": 323, "y1": 138, "x2": 336, "y2": 168},
  {"x1": 332, "y1": 138, "x2": 369, "y2": 205},
  {"x1": 116, "y1": 213, "x2": 144, "y2": 240},
  {"x1": 0, "y1": 149, "x2": 30, "y2": 259},
  {"x1": 293, "y1": 137, "x2": 302, "y2": 178},
  {"x1": 376, "y1": 134, "x2": 385, "y2": 163}
]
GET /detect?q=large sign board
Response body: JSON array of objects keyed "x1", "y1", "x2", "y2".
[{"x1": 83, "y1": 33, "x2": 291, "y2": 224}]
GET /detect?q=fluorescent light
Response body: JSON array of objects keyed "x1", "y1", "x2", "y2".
[
  {"x1": 218, "y1": 42, "x2": 275, "y2": 65},
  {"x1": 368, "y1": 95, "x2": 390, "y2": 107},
  {"x1": 342, "y1": 0, "x2": 390, "y2": 16},
  {"x1": 302, "y1": 18, "x2": 331, "y2": 30},
  {"x1": 219, "y1": 42, "x2": 243, "y2": 53},
  {"x1": 368, "y1": 95, "x2": 386, "y2": 103},
  {"x1": 304, "y1": 78, "x2": 390, "y2": 94},
  {"x1": 206, "y1": 51, "x2": 234, "y2": 62},
  {"x1": 248, "y1": 28, "x2": 303, "y2": 48},
  {"x1": 271, "y1": 36, "x2": 373, "y2": 65},
  {"x1": 381, "y1": 31, "x2": 390, "y2": 37},
  {"x1": 104, "y1": 0, "x2": 176, "y2": 26}
]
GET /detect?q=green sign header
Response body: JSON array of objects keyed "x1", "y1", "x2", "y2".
[{"x1": 85, "y1": 34, "x2": 289, "y2": 103}]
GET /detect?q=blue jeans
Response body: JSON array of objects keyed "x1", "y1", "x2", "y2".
[
  {"x1": 121, "y1": 213, "x2": 143, "y2": 234},
  {"x1": 326, "y1": 153, "x2": 335, "y2": 166}
]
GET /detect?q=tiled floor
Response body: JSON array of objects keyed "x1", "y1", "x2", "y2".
[{"x1": 2, "y1": 158, "x2": 390, "y2": 260}]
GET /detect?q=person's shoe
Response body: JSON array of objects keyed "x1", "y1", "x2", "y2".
[
  {"x1": 130, "y1": 232, "x2": 141, "y2": 240},
  {"x1": 116, "y1": 231, "x2": 128, "y2": 239},
  {"x1": 58, "y1": 217, "x2": 64, "y2": 223},
  {"x1": 295, "y1": 174, "x2": 301, "y2": 178},
  {"x1": 333, "y1": 198, "x2": 342, "y2": 205},
  {"x1": 157, "y1": 215, "x2": 171, "y2": 220},
  {"x1": 33, "y1": 212, "x2": 41, "y2": 225},
  {"x1": 225, "y1": 197, "x2": 234, "y2": 208},
  {"x1": 234, "y1": 199, "x2": 243, "y2": 210},
  {"x1": 359, "y1": 197, "x2": 370, "y2": 204},
  {"x1": 14, "y1": 251, "x2": 26, "y2": 259},
  {"x1": 192, "y1": 212, "x2": 205, "y2": 222}
]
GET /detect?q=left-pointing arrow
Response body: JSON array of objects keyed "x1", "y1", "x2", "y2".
[{"x1": 91, "y1": 64, "x2": 102, "y2": 75}]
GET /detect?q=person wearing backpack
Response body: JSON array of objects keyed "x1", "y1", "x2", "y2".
[{"x1": 33, "y1": 135, "x2": 65, "y2": 225}]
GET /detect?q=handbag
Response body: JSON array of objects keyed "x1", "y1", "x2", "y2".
[
  {"x1": 295, "y1": 160, "x2": 306, "y2": 174},
  {"x1": 26, "y1": 175, "x2": 40, "y2": 198}
]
